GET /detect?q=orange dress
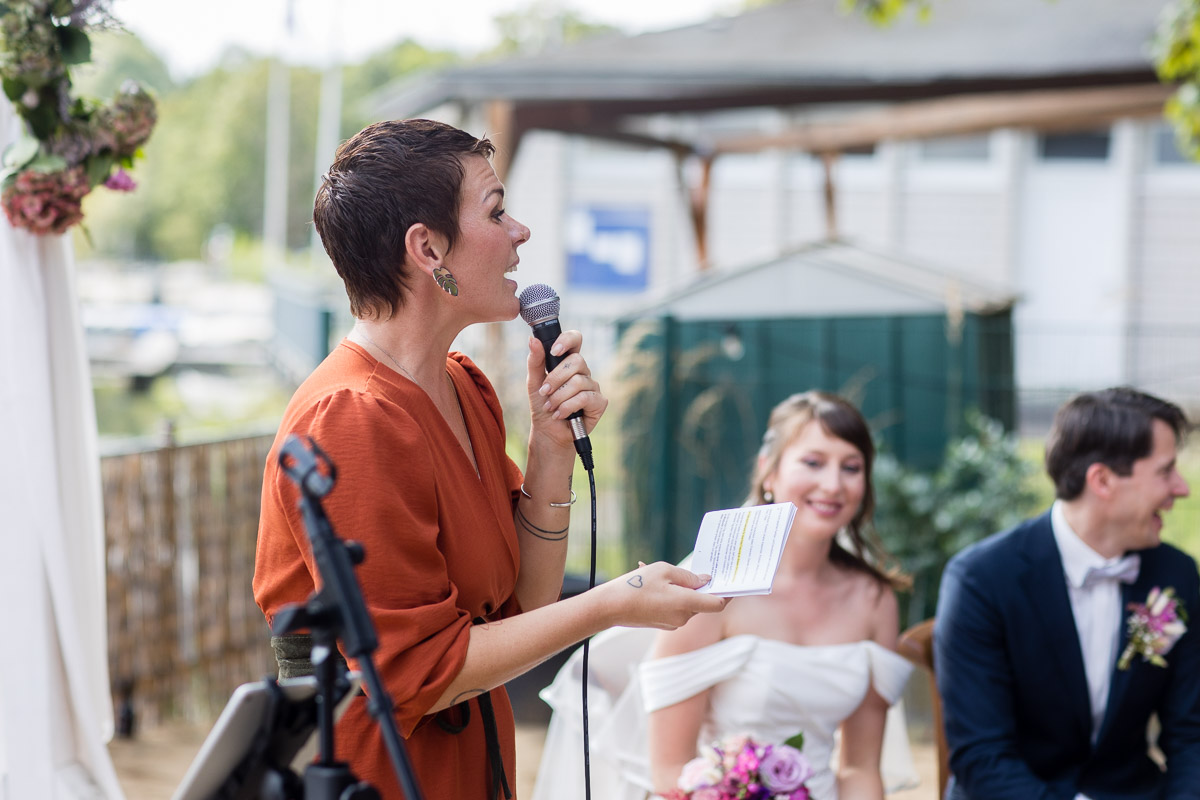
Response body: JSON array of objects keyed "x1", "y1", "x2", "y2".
[{"x1": 254, "y1": 342, "x2": 524, "y2": 799}]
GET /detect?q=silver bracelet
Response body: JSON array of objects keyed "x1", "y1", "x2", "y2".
[
  {"x1": 549, "y1": 490, "x2": 577, "y2": 508},
  {"x1": 520, "y1": 483, "x2": 577, "y2": 507}
]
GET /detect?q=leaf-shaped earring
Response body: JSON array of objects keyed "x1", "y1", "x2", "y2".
[{"x1": 433, "y1": 266, "x2": 459, "y2": 296}]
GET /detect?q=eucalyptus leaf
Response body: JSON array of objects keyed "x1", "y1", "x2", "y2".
[
  {"x1": 783, "y1": 732, "x2": 805, "y2": 750},
  {"x1": 87, "y1": 154, "x2": 114, "y2": 186},
  {"x1": 26, "y1": 103, "x2": 58, "y2": 140},
  {"x1": 27, "y1": 154, "x2": 69, "y2": 173},
  {"x1": 1, "y1": 76, "x2": 24, "y2": 103},
  {"x1": 2, "y1": 137, "x2": 39, "y2": 169},
  {"x1": 51, "y1": 0, "x2": 75, "y2": 18},
  {"x1": 57, "y1": 25, "x2": 92, "y2": 67}
]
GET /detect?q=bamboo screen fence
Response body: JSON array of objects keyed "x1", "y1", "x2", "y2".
[{"x1": 101, "y1": 430, "x2": 278, "y2": 729}]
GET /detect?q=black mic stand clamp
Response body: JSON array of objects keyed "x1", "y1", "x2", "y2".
[
  {"x1": 272, "y1": 435, "x2": 424, "y2": 800},
  {"x1": 271, "y1": 592, "x2": 378, "y2": 800}
]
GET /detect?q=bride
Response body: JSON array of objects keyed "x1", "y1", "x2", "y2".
[{"x1": 533, "y1": 391, "x2": 918, "y2": 800}]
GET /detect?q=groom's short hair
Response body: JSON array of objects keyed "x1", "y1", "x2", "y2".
[{"x1": 1045, "y1": 387, "x2": 1189, "y2": 500}]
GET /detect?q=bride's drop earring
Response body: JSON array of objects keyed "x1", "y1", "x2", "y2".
[
  {"x1": 763, "y1": 488, "x2": 774, "y2": 503},
  {"x1": 434, "y1": 266, "x2": 459, "y2": 296}
]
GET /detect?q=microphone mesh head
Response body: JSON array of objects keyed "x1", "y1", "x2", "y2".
[{"x1": 518, "y1": 283, "x2": 560, "y2": 325}]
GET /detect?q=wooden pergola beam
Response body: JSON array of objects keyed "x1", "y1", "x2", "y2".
[
  {"x1": 494, "y1": 82, "x2": 1174, "y2": 272},
  {"x1": 711, "y1": 82, "x2": 1174, "y2": 155},
  {"x1": 486, "y1": 99, "x2": 523, "y2": 183},
  {"x1": 677, "y1": 154, "x2": 714, "y2": 270}
]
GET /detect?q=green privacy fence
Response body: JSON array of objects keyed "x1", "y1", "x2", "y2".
[{"x1": 615, "y1": 311, "x2": 1015, "y2": 565}]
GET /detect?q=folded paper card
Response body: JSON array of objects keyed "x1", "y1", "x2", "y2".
[{"x1": 691, "y1": 502, "x2": 797, "y2": 596}]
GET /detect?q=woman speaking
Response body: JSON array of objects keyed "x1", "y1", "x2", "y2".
[{"x1": 253, "y1": 118, "x2": 726, "y2": 799}]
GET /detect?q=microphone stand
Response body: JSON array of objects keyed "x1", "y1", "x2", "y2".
[{"x1": 272, "y1": 434, "x2": 425, "y2": 800}]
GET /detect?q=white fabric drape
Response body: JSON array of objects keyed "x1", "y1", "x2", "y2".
[{"x1": 0, "y1": 99, "x2": 124, "y2": 799}]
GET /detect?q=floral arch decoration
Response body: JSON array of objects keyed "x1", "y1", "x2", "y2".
[{"x1": 0, "y1": 0, "x2": 156, "y2": 236}]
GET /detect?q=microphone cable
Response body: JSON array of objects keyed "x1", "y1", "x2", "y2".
[
  {"x1": 517, "y1": 283, "x2": 598, "y2": 799},
  {"x1": 581, "y1": 464, "x2": 597, "y2": 800}
]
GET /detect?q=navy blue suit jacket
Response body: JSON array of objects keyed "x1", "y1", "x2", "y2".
[{"x1": 934, "y1": 511, "x2": 1200, "y2": 800}]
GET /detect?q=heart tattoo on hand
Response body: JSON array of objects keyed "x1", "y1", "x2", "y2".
[{"x1": 627, "y1": 575, "x2": 644, "y2": 588}]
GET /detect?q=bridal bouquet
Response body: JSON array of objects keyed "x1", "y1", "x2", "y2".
[{"x1": 661, "y1": 733, "x2": 814, "y2": 800}]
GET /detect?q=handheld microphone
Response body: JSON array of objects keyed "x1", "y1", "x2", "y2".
[{"x1": 519, "y1": 283, "x2": 594, "y2": 471}]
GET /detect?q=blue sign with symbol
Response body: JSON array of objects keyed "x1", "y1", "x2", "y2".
[{"x1": 565, "y1": 206, "x2": 649, "y2": 291}]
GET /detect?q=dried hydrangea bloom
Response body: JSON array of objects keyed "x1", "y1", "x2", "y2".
[{"x1": 2, "y1": 165, "x2": 90, "y2": 235}]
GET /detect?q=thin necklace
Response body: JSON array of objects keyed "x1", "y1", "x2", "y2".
[
  {"x1": 355, "y1": 325, "x2": 478, "y2": 475},
  {"x1": 355, "y1": 324, "x2": 418, "y2": 384}
]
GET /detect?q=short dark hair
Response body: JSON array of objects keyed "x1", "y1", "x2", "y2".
[
  {"x1": 1045, "y1": 387, "x2": 1189, "y2": 500},
  {"x1": 313, "y1": 119, "x2": 494, "y2": 319}
]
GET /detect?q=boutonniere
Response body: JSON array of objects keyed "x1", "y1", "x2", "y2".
[{"x1": 1117, "y1": 586, "x2": 1188, "y2": 670}]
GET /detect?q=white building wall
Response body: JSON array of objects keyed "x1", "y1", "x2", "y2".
[
  {"x1": 783, "y1": 155, "x2": 831, "y2": 247},
  {"x1": 901, "y1": 139, "x2": 1009, "y2": 285},
  {"x1": 835, "y1": 155, "x2": 892, "y2": 247},
  {"x1": 483, "y1": 114, "x2": 1200, "y2": 412},
  {"x1": 708, "y1": 153, "x2": 793, "y2": 270},
  {"x1": 1133, "y1": 151, "x2": 1200, "y2": 401}
]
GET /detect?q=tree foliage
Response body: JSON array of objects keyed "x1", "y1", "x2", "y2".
[
  {"x1": 841, "y1": 0, "x2": 932, "y2": 24},
  {"x1": 76, "y1": 32, "x2": 458, "y2": 262},
  {"x1": 72, "y1": 28, "x2": 173, "y2": 99},
  {"x1": 873, "y1": 411, "x2": 1042, "y2": 624},
  {"x1": 487, "y1": 2, "x2": 618, "y2": 57},
  {"x1": 1155, "y1": 0, "x2": 1200, "y2": 158}
]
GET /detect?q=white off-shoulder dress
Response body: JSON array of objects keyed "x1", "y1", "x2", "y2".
[{"x1": 532, "y1": 629, "x2": 918, "y2": 800}]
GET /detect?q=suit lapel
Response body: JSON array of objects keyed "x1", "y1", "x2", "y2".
[{"x1": 1018, "y1": 516, "x2": 1093, "y2": 739}]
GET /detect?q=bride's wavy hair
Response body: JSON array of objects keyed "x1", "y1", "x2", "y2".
[{"x1": 744, "y1": 390, "x2": 908, "y2": 591}]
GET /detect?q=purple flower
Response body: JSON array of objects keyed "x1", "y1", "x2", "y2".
[
  {"x1": 104, "y1": 167, "x2": 136, "y2": 192},
  {"x1": 758, "y1": 745, "x2": 814, "y2": 793}
]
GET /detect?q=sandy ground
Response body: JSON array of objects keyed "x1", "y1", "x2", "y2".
[{"x1": 109, "y1": 720, "x2": 939, "y2": 799}]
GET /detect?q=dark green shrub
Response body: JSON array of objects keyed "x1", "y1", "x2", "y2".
[{"x1": 874, "y1": 410, "x2": 1041, "y2": 625}]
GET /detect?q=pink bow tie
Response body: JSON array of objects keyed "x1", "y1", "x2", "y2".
[{"x1": 1081, "y1": 554, "x2": 1140, "y2": 588}]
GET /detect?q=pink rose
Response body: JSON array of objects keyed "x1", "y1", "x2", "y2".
[
  {"x1": 678, "y1": 756, "x2": 718, "y2": 792},
  {"x1": 759, "y1": 745, "x2": 814, "y2": 793}
]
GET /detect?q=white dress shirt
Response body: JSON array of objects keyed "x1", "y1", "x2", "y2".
[{"x1": 1050, "y1": 501, "x2": 1137, "y2": 743}]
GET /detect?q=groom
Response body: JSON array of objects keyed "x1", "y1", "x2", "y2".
[{"x1": 935, "y1": 387, "x2": 1200, "y2": 799}]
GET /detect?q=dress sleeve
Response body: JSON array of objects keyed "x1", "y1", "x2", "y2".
[
  {"x1": 263, "y1": 388, "x2": 475, "y2": 737},
  {"x1": 639, "y1": 636, "x2": 758, "y2": 713},
  {"x1": 867, "y1": 645, "x2": 914, "y2": 705}
]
